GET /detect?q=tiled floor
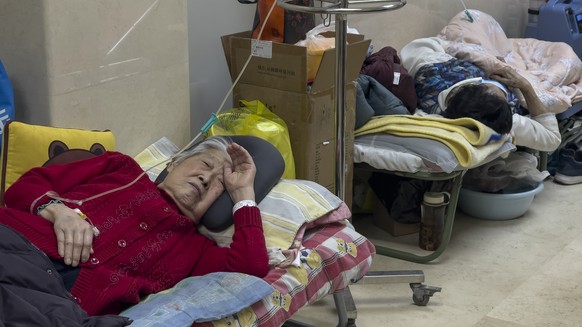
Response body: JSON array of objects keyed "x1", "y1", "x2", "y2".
[{"x1": 289, "y1": 179, "x2": 582, "y2": 326}]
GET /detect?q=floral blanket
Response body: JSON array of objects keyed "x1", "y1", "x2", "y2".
[{"x1": 437, "y1": 10, "x2": 582, "y2": 114}]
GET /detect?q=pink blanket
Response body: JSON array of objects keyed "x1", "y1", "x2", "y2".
[{"x1": 437, "y1": 10, "x2": 582, "y2": 114}]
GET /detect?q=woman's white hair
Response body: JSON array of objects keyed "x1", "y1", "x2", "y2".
[{"x1": 171, "y1": 136, "x2": 232, "y2": 166}]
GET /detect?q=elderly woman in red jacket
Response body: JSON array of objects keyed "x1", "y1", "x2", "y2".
[{"x1": 0, "y1": 136, "x2": 269, "y2": 316}]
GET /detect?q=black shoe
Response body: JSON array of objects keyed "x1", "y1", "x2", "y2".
[{"x1": 554, "y1": 142, "x2": 582, "y2": 185}]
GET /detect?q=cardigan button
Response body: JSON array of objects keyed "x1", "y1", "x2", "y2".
[
  {"x1": 118, "y1": 239, "x2": 127, "y2": 247},
  {"x1": 163, "y1": 207, "x2": 169, "y2": 212},
  {"x1": 90, "y1": 257, "x2": 100, "y2": 265},
  {"x1": 139, "y1": 222, "x2": 148, "y2": 230},
  {"x1": 46, "y1": 269, "x2": 53, "y2": 275}
]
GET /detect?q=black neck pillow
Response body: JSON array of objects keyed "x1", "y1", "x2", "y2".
[{"x1": 155, "y1": 135, "x2": 285, "y2": 231}]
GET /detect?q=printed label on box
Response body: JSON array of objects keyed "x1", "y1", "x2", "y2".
[
  {"x1": 251, "y1": 40, "x2": 273, "y2": 59},
  {"x1": 256, "y1": 64, "x2": 296, "y2": 78}
]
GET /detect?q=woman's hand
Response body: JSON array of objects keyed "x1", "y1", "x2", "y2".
[
  {"x1": 490, "y1": 66, "x2": 531, "y2": 91},
  {"x1": 39, "y1": 204, "x2": 94, "y2": 267},
  {"x1": 490, "y1": 66, "x2": 548, "y2": 116},
  {"x1": 223, "y1": 143, "x2": 256, "y2": 203}
]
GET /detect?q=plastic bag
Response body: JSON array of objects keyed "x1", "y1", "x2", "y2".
[
  {"x1": 206, "y1": 100, "x2": 296, "y2": 179},
  {"x1": 462, "y1": 151, "x2": 549, "y2": 193},
  {"x1": 295, "y1": 22, "x2": 360, "y2": 82}
]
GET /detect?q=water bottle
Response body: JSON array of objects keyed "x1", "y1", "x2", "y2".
[{"x1": 419, "y1": 192, "x2": 449, "y2": 251}]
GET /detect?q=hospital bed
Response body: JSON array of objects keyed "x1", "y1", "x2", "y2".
[
  {"x1": 0, "y1": 120, "x2": 379, "y2": 327},
  {"x1": 353, "y1": 125, "x2": 516, "y2": 262},
  {"x1": 353, "y1": 7, "x2": 582, "y2": 265}
]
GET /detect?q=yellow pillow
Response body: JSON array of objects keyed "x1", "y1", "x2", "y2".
[{"x1": 0, "y1": 121, "x2": 116, "y2": 204}]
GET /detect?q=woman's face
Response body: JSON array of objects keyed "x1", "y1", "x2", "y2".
[{"x1": 158, "y1": 148, "x2": 231, "y2": 223}]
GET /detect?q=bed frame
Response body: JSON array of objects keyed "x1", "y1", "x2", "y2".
[{"x1": 354, "y1": 163, "x2": 466, "y2": 263}]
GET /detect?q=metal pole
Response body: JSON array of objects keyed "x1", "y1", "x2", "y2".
[
  {"x1": 334, "y1": 4, "x2": 348, "y2": 199},
  {"x1": 276, "y1": 0, "x2": 406, "y2": 201}
]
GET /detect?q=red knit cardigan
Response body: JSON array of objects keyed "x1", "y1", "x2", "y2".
[{"x1": 0, "y1": 152, "x2": 269, "y2": 315}]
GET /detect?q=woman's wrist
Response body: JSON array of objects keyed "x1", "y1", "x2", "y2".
[
  {"x1": 229, "y1": 186, "x2": 255, "y2": 204},
  {"x1": 232, "y1": 199, "x2": 258, "y2": 215},
  {"x1": 38, "y1": 202, "x2": 67, "y2": 223},
  {"x1": 36, "y1": 199, "x2": 62, "y2": 215}
]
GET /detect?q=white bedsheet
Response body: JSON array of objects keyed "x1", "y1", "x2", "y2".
[{"x1": 354, "y1": 133, "x2": 516, "y2": 174}]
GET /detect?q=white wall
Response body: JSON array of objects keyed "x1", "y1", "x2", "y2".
[
  {"x1": 187, "y1": 1, "x2": 255, "y2": 135},
  {"x1": 0, "y1": 0, "x2": 529, "y2": 153},
  {"x1": 0, "y1": 1, "x2": 532, "y2": 152},
  {"x1": 348, "y1": 0, "x2": 530, "y2": 53},
  {"x1": 0, "y1": 0, "x2": 191, "y2": 156}
]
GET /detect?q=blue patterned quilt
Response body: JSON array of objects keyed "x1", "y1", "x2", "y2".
[{"x1": 120, "y1": 272, "x2": 274, "y2": 326}]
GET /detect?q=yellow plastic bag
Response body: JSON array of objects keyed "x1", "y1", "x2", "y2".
[{"x1": 206, "y1": 100, "x2": 296, "y2": 179}]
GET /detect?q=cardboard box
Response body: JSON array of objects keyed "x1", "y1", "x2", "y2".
[
  {"x1": 221, "y1": 31, "x2": 370, "y2": 198},
  {"x1": 372, "y1": 194, "x2": 420, "y2": 237}
]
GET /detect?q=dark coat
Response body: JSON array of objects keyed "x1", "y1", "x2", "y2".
[
  {"x1": 0, "y1": 224, "x2": 131, "y2": 327},
  {"x1": 360, "y1": 46, "x2": 418, "y2": 113},
  {"x1": 355, "y1": 74, "x2": 410, "y2": 129}
]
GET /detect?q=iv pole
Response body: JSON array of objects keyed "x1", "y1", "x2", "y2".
[
  {"x1": 274, "y1": 3, "x2": 438, "y2": 327},
  {"x1": 276, "y1": 0, "x2": 406, "y2": 200}
]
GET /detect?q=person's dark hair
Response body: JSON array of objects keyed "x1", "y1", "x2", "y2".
[{"x1": 443, "y1": 84, "x2": 513, "y2": 134}]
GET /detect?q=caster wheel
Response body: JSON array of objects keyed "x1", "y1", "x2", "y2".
[
  {"x1": 346, "y1": 319, "x2": 357, "y2": 327},
  {"x1": 413, "y1": 294, "x2": 430, "y2": 306}
]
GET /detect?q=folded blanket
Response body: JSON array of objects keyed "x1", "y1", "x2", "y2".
[{"x1": 354, "y1": 114, "x2": 509, "y2": 168}]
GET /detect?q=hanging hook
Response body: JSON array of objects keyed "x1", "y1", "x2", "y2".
[{"x1": 319, "y1": 0, "x2": 332, "y2": 26}]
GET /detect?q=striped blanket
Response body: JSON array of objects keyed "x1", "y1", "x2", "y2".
[{"x1": 199, "y1": 179, "x2": 351, "y2": 267}]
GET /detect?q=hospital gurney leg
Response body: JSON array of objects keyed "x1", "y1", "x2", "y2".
[
  {"x1": 283, "y1": 287, "x2": 357, "y2": 327},
  {"x1": 333, "y1": 287, "x2": 357, "y2": 327},
  {"x1": 284, "y1": 272, "x2": 441, "y2": 327},
  {"x1": 355, "y1": 270, "x2": 442, "y2": 306},
  {"x1": 356, "y1": 164, "x2": 466, "y2": 264}
]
